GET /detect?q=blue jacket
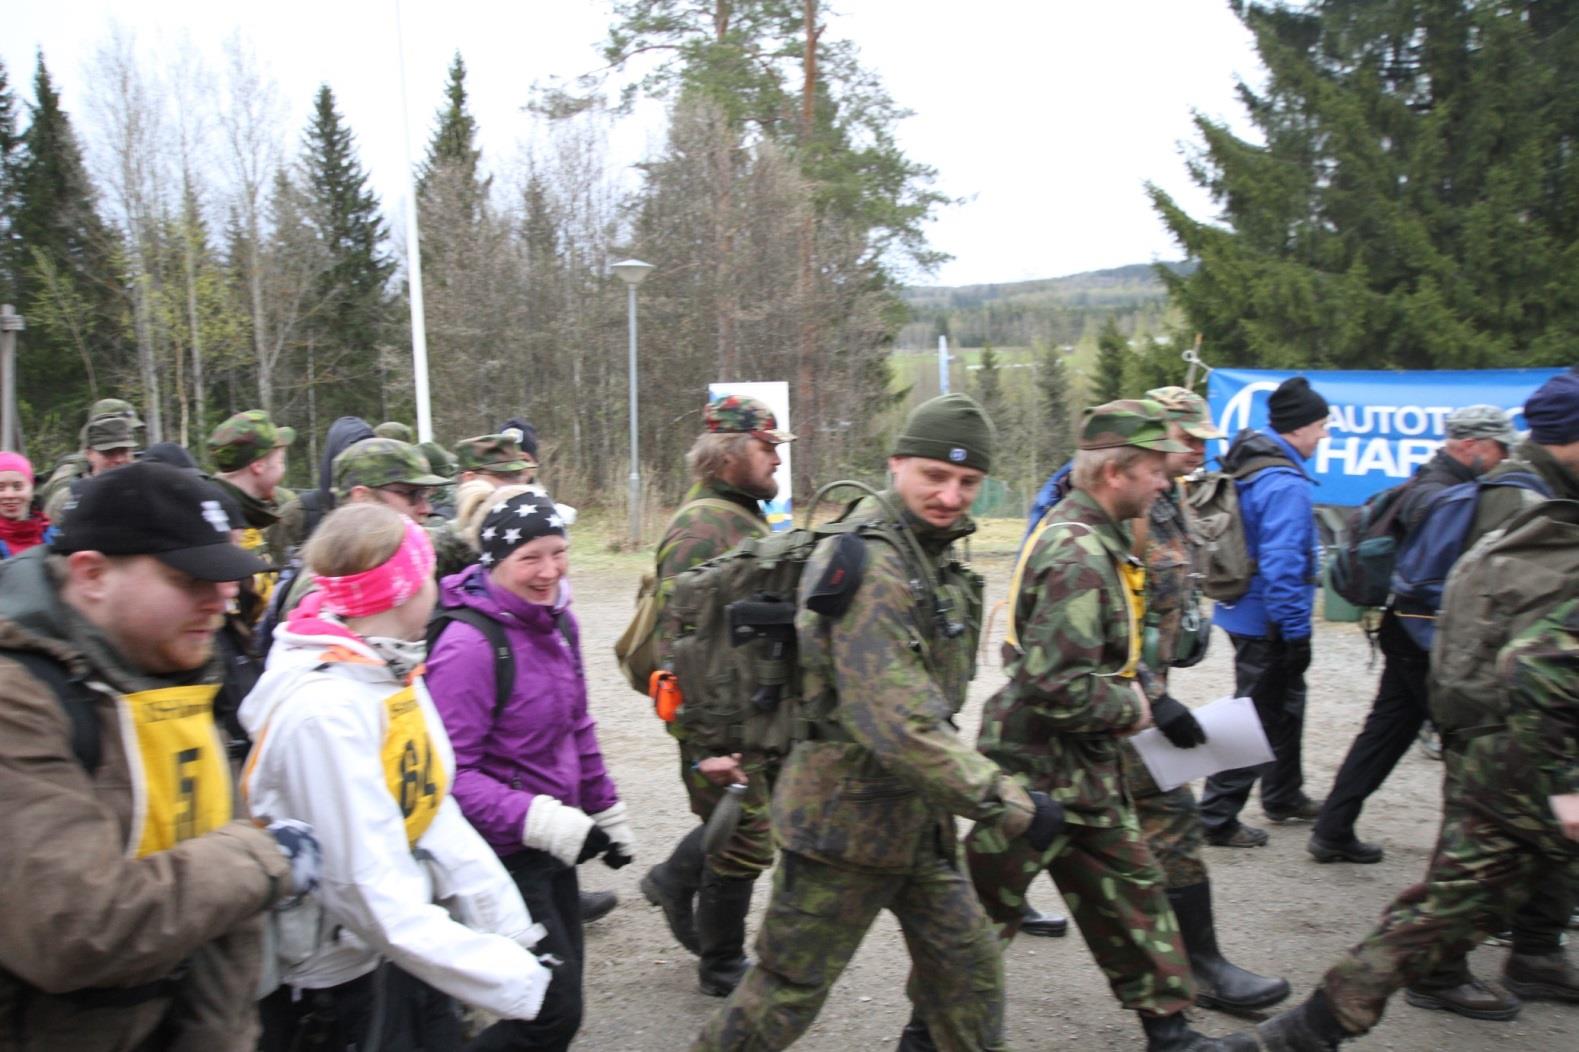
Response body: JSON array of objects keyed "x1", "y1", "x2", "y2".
[
  {"x1": 1025, "y1": 463, "x2": 1073, "y2": 537},
  {"x1": 1212, "y1": 429, "x2": 1319, "y2": 640}
]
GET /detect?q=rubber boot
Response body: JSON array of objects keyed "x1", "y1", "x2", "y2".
[
  {"x1": 640, "y1": 824, "x2": 704, "y2": 954},
  {"x1": 1139, "y1": 1011, "x2": 1259, "y2": 1051},
  {"x1": 696, "y1": 870, "x2": 755, "y2": 996},
  {"x1": 1168, "y1": 882, "x2": 1291, "y2": 1013},
  {"x1": 1255, "y1": 991, "x2": 1349, "y2": 1051},
  {"x1": 895, "y1": 1010, "x2": 938, "y2": 1052}
]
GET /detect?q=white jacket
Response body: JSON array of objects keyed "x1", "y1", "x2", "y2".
[{"x1": 240, "y1": 620, "x2": 550, "y2": 1020}]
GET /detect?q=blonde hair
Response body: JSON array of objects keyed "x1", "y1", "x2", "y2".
[
  {"x1": 1071, "y1": 446, "x2": 1148, "y2": 491},
  {"x1": 304, "y1": 502, "x2": 406, "y2": 578},
  {"x1": 686, "y1": 432, "x2": 752, "y2": 483}
]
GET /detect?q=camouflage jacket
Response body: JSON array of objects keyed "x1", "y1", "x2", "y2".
[
  {"x1": 1469, "y1": 440, "x2": 1579, "y2": 548},
  {"x1": 771, "y1": 494, "x2": 1020, "y2": 873},
  {"x1": 655, "y1": 480, "x2": 769, "y2": 591},
  {"x1": 1136, "y1": 481, "x2": 1202, "y2": 692},
  {"x1": 979, "y1": 487, "x2": 1152, "y2": 827},
  {"x1": 428, "y1": 518, "x2": 477, "y2": 580}
]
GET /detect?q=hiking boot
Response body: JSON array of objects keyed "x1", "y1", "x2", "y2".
[
  {"x1": 895, "y1": 1013, "x2": 938, "y2": 1052},
  {"x1": 1140, "y1": 1011, "x2": 1258, "y2": 1051},
  {"x1": 1168, "y1": 882, "x2": 1290, "y2": 1014},
  {"x1": 1306, "y1": 834, "x2": 1383, "y2": 865},
  {"x1": 1503, "y1": 951, "x2": 1579, "y2": 1003},
  {"x1": 640, "y1": 824, "x2": 705, "y2": 954},
  {"x1": 1404, "y1": 977, "x2": 1521, "y2": 1020},
  {"x1": 1256, "y1": 992, "x2": 1349, "y2": 1051},
  {"x1": 1264, "y1": 797, "x2": 1323, "y2": 823},
  {"x1": 1205, "y1": 823, "x2": 1269, "y2": 848},
  {"x1": 579, "y1": 889, "x2": 618, "y2": 924},
  {"x1": 696, "y1": 871, "x2": 755, "y2": 997},
  {"x1": 1018, "y1": 900, "x2": 1069, "y2": 938}
]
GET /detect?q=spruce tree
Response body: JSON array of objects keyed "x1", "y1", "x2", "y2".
[
  {"x1": 0, "y1": 59, "x2": 20, "y2": 303},
  {"x1": 974, "y1": 343, "x2": 1005, "y2": 425},
  {"x1": 417, "y1": 53, "x2": 487, "y2": 217},
  {"x1": 1036, "y1": 346, "x2": 1075, "y2": 473},
  {"x1": 1150, "y1": 1, "x2": 1579, "y2": 369},
  {"x1": 1093, "y1": 316, "x2": 1128, "y2": 403},
  {"x1": 300, "y1": 85, "x2": 392, "y2": 423}
]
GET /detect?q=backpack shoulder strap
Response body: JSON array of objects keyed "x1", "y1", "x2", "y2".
[
  {"x1": 1231, "y1": 454, "x2": 1296, "y2": 481},
  {"x1": 0, "y1": 649, "x2": 101, "y2": 774},
  {"x1": 1004, "y1": 518, "x2": 1093, "y2": 651},
  {"x1": 427, "y1": 608, "x2": 516, "y2": 720}
]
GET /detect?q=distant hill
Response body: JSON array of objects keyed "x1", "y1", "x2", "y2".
[{"x1": 897, "y1": 261, "x2": 1191, "y2": 351}]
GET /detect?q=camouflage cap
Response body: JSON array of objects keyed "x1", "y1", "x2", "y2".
[
  {"x1": 419, "y1": 440, "x2": 459, "y2": 479},
  {"x1": 1078, "y1": 399, "x2": 1190, "y2": 453},
  {"x1": 704, "y1": 394, "x2": 795, "y2": 444},
  {"x1": 84, "y1": 416, "x2": 139, "y2": 452},
  {"x1": 87, "y1": 398, "x2": 144, "y2": 428},
  {"x1": 207, "y1": 410, "x2": 297, "y2": 472},
  {"x1": 1146, "y1": 385, "x2": 1222, "y2": 440},
  {"x1": 374, "y1": 421, "x2": 416, "y2": 443},
  {"x1": 332, "y1": 437, "x2": 448, "y2": 495},
  {"x1": 455, "y1": 433, "x2": 533, "y2": 474},
  {"x1": 1444, "y1": 403, "x2": 1517, "y2": 446}
]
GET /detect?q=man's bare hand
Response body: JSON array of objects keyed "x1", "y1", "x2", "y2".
[
  {"x1": 1124, "y1": 683, "x2": 1153, "y2": 735},
  {"x1": 698, "y1": 754, "x2": 749, "y2": 787},
  {"x1": 1551, "y1": 794, "x2": 1579, "y2": 841}
]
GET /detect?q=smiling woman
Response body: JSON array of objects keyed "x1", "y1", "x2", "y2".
[{"x1": 0, "y1": 451, "x2": 49, "y2": 558}]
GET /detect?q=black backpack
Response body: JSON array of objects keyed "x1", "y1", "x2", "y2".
[
  {"x1": 425, "y1": 606, "x2": 575, "y2": 721},
  {"x1": 1327, "y1": 481, "x2": 1414, "y2": 608},
  {"x1": 1, "y1": 650, "x2": 101, "y2": 773}
]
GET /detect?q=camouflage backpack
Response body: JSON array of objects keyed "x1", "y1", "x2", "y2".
[
  {"x1": 1429, "y1": 499, "x2": 1579, "y2": 744},
  {"x1": 1183, "y1": 455, "x2": 1292, "y2": 602},
  {"x1": 659, "y1": 483, "x2": 954, "y2": 757}
]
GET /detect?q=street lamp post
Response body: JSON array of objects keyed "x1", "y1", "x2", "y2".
[{"x1": 612, "y1": 259, "x2": 655, "y2": 547}]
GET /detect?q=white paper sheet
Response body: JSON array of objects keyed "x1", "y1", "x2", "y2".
[{"x1": 1129, "y1": 695, "x2": 1274, "y2": 792}]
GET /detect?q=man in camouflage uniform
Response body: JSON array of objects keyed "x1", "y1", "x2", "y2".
[
  {"x1": 41, "y1": 399, "x2": 144, "y2": 523},
  {"x1": 964, "y1": 400, "x2": 1254, "y2": 1052},
  {"x1": 453, "y1": 434, "x2": 538, "y2": 545},
  {"x1": 1256, "y1": 596, "x2": 1579, "y2": 1051},
  {"x1": 373, "y1": 420, "x2": 415, "y2": 443},
  {"x1": 207, "y1": 410, "x2": 296, "y2": 616},
  {"x1": 694, "y1": 393, "x2": 1058, "y2": 1052},
  {"x1": 419, "y1": 440, "x2": 459, "y2": 520},
  {"x1": 642, "y1": 394, "x2": 795, "y2": 997}
]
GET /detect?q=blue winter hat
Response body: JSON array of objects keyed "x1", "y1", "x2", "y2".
[{"x1": 1524, "y1": 371, "x2": 1579, "y2": 445}]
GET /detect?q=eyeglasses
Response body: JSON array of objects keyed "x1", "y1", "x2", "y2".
[{"x1": 379, "y1": 484, "x2": 432, "y2": 504}]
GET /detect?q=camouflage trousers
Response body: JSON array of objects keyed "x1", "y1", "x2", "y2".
[
  {"x1": 965, "y1": 808, "x2": 1195, "y2": 1017},
  {"x1": 692, "y1": 849, "x2": 1007, "y2": 1052},
  {"x1": 1322, "y1": 746, "x2": 1579, "y2": 1035},
  {"x1": 1122, "y1": 743, "x2": 1208, "y2": 888},
  {"x1": 678, "y1": 742, "x2": 776, "y2": 879}
]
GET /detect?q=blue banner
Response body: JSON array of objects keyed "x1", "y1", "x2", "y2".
[{"x1": 1206, "y1": 367, "x2": 1566, "y2": 506}]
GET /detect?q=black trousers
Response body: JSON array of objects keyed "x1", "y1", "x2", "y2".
[
  {"x1": 1199, "y1": 632, "x2": 1308, "y2": 834},
  {"x1": 1313, "y1": 610, "x2": 1427, "y2": 844},
  {"x1": 258, "y1": 966, "x2": 462, "y2": 1052},
  {"x1": 466, "y1": 849, "x2": 584, "y2": 1052}
]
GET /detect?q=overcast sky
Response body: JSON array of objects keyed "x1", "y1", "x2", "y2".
[{"x1": 5, "y1": 1, "x2": 1264, "y2": 287}]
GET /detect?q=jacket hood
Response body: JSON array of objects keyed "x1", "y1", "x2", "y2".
[
  {"x1": 316, "y1": 416, "x2": 376, "y2": 503},
  {"x1": 1221, "y1": 428, "x2": 1307, "y2": 478},
  {"x1": 439, "y1": 562, "x2": 572, "y2": 627},
  {"x1": 241, "y1": 615, "x2": 397, "y2": 735}
]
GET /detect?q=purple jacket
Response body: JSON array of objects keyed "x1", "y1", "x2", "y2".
[{"x1": 425, "y1": 563, "x2": 619, "y2": 855}]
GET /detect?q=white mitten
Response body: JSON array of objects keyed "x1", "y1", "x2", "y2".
[
  {"x1": 589, "y1": 801, "x2": 637, "y2": 868},
  {"x1": 521, "y1": 796, "x2": 597, "y2": 868}
]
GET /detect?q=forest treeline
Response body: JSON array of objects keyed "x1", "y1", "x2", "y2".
[{"x1": 2, "y1": 1, "x2": 1574, "y2": 512}]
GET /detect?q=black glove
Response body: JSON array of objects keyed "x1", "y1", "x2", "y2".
[
  {"x1": 576, "y1": 825, "x2": 613, "y2": 864},
  {"x1": 1282, "y1": 636, "x2": 1313, "y2": 676},
  {"x1": 1024, "y1": 791, "x2": 1066, "y2": 853},
  {"x1": 602, "y1": 846, "x2": 635, "y2": 870},
  {"x1": 1151, "y1": 695, "x2": 1207, "y2": 749}
]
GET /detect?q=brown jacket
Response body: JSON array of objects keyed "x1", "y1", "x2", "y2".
[{"x1": 0, "y1": 550, "x2": 292, "y2": 1052}]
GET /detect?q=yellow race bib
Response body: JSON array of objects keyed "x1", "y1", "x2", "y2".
[
  {"x1": 380, "y1": 685, "x2": 448, "y2": 847},
  {"x1": 239, "y1": 526, "x2": 276, "y2": 614},
  {"x1": 123, "y1": 685, "x2": 231, "y2": 858},
  {"x1": 1117, "y1": 559, "x2": 1148, "y2": 680}
]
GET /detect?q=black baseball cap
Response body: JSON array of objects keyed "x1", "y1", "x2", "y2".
[{"x1": 51, "y1": 461, "x2": 271, "y2": 581}]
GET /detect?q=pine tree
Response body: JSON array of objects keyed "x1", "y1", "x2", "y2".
[
  {"x1": 1149, "y1": 1, "x2": 1579, "y2": 369},
  {"x1": 300, "y1": 85, "x2": 392, "y2": 424},
  {"x1": 1093, "y1": 316, "x2": 1127, "y2": 403},
  {"x1": 1035, "y1": 346, "x2": 1075, "y2": 474}
]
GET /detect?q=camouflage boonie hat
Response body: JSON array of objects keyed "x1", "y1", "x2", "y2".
[
  {"x1": 332, "y1": 437, "x2": 448, "y2": 495},
  {"x1": 374, "y1": 421, "x2": 416, "y2": 443},
  {"x1": 1444, "y1": 404, "x2": 1517, "y2": 446},
  {"x1": 704, "y1": 394, "x2": 795, "y2": 444},
  {"x1": 1079, "y1": 399, "x2": 1190, "y2": 453},
  {"x1": 419, "y1": 440, "x2": 459, "y2": 479},
  {"x1": 1146, "y1": 385, "x2": 1222, "y2": 440},
  {"x1": 84, "y1": 416, "x2": 139, "y2": 452},
  {"x1": 79, "y1": 398, "x2": 144, "y2": 442},
  {"x1": 207, "y1": 410, "x2": 297, "y2": 471},
  {"x1": 455, "y1": 434, "x2": 533, "y2": 474}
]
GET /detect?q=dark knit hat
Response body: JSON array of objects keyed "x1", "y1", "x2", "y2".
[
  {"x1": 477, "y1": 492, "x2": 567, "y2": 569},
  {"x1": 892, "y1": 394, "x2": 994, "y2": 473},
  {"x1": 1524, "y1": 371, "x2": 1579, "y2": 445},
  {"x1": 1268, "y1": 376, "x2": 1330, "y2": 434}
]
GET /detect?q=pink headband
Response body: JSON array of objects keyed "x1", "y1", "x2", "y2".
[
  {"x1": 0, "y1": 452, "x2": 32, "y2": 478},
  {"x1": 316, "y1": 518, "x2": 436, "y2": 618}
]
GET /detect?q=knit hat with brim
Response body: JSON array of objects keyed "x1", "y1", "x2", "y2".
[{"x1": 892, "y1": 393, "x2": 994, "y2": 473}]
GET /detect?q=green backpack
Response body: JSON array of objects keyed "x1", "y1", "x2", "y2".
[
  {"x1": 1428, "y1": 498, "x2": 1579, "y2": 744},
  {"x1": 1183, "y1": 456, "x2": 1293, "y2": 602},
  {"x1": 660, "y1": 482, "x2": 960, "y2": 757}
]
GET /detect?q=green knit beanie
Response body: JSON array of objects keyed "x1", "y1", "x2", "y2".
[{"x1": 892, "y1": 393, "x2": 995, "y2": 473}]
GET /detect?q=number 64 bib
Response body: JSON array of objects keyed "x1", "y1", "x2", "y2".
[{"x1": 379, "y1": 683, "x2": 449, "y2": 847}]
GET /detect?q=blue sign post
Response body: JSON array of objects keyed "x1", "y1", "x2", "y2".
[{"x1": 1206, "y1": 367, "x2": 1566, "y2": 506}]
